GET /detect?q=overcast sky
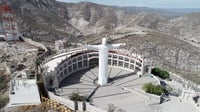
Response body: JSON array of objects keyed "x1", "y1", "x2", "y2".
[{"x1": 56, "y1": 0, "x2": 200, "y2": 8}]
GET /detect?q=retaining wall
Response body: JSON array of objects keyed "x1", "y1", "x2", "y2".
[
  {"x1": 21, "y1": 37, "x2": 48, "y2": 52},
  {"x1": 48, "y1": 91, "x2": 106, "y2": 112}
]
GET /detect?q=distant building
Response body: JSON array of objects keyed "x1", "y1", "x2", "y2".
[
  {"x1": 55, "y1": 40, "x2": 66, "y2": 53},
  {"x1": 0, "y1": 34, "x2": 5, "y2": 41},
  {"x1": 0, "y1": 3, "x2": 19, "y2": 41}
]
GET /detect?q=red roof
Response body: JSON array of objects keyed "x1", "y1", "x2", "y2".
[{"x1": 1, "y1": 4, "x2": 12, "y2": 12}]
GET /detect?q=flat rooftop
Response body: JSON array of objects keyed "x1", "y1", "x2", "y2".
[{"x1": 9, "y1": 79, "x2": 41, "y2": 107}]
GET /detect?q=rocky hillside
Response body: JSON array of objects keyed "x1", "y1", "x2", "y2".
[
  {"x1": 1, "y1": 0, "x2": 144, "y2": 42},
  {"x1": 169, "y1": 13, "x2": 200, "y2": 44},
  {"x1": 6, "y1": 0, "x2": 66, "y2": 42},
  {"x1": 136, "y1": 11, "x2": 200, "y2": 43},
  {"x1": 112, "y1": 32, "x2": 200, "y2": 83},
  {"x1": 1, "y1": 0, "x2": 200, "y2": 81},
  {"x1": 2, "y1": 1, "x2": 200, "y2": 40},
  {"x1": 64, "y1": 2, "x2": 137, "y2": 34}
]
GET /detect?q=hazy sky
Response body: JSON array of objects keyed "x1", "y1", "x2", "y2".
[{"x1": 56, "y1": 0, "x2": 200, "y2": 8}]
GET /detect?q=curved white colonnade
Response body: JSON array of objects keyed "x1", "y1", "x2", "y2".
[{"x1": 43, "y1": 47, "x2": 145, "y2": 89}]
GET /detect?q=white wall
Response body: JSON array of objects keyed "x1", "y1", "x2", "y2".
[{"x1": 48, "y1": 91, "x2": 106, "y2": 112}]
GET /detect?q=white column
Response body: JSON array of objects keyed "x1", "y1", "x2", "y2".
[
  {"x1": 87, "y1": 38, "x2": 125, "y2": 86},
  {"x1": 98, "y1": 46, "x2": 108, "y2": 85},
  {"x1": 141, "y1": 58, "x2": 144, "y2": 76}
]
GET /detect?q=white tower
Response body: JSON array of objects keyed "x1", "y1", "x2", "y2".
[{"x1": 87, "y1": 38, "x2": 125, "y2": 86}]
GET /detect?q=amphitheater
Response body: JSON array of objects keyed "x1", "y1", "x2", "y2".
[
  {"x1": 43, "y1": 44, "x2": 200, "y2": 112},
  {"x1": 42, "y1": 45, "x2": 166, "y2": 111}
]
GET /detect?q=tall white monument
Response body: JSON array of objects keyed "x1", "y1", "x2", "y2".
[{"x1": 87, "y1": 38, "x2": 125, "y2": 86}]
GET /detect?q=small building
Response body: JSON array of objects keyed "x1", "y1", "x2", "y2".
[
  {"x1": 0, "y1": 34, "x2": 5, "y2": 41},
  {"x1": 55, "y1": 40, "x2": 66, "y2": 53},
  {"x1": 9, "y1": 69, "x2": 41, "y2": 107}
]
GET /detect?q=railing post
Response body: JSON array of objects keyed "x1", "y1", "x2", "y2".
[
  {"x1": 82, "y1": 101, "x2": 86, "y2": 111},
  {"x1": 74, "y1": 100, "x2": 78, "y2": 112}
]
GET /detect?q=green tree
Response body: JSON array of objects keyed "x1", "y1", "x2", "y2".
[
  {"x1": 151, "y1": 68, "x2": 170, "y2": 79},
  {"x1": 69, "y1": 93, "x2": 86, "y2": 101},
  {"x1": 153, "y1": 85, "x2": 163, "y2": 95},
  {"x1": 143, "y1": 83, "x2": 164, "y2": 96}
]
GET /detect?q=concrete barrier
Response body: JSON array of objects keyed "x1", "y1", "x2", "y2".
[
  {"x1": 48, "y1": 91, "x2": 106, "y2": 112},
  {"x1": 170, "y1": 72, "x2": 200, "y2": 89},
  {"x1": 48, "y1": 92, "x2": 74, "y2": 109},
  {"x1": 123, "y1": 87, "x2": 160, "y2": 105},
  {"x1": 150, "y1": 74, "x2": 162, "y2": 85}
]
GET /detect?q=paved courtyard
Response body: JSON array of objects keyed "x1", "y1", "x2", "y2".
[
  {"x1": 56, "y1": 67, "x2": 200, "y2": 112},
  {"x1": 57, "y1": 67, "x2": 159, "y2": 111}
]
